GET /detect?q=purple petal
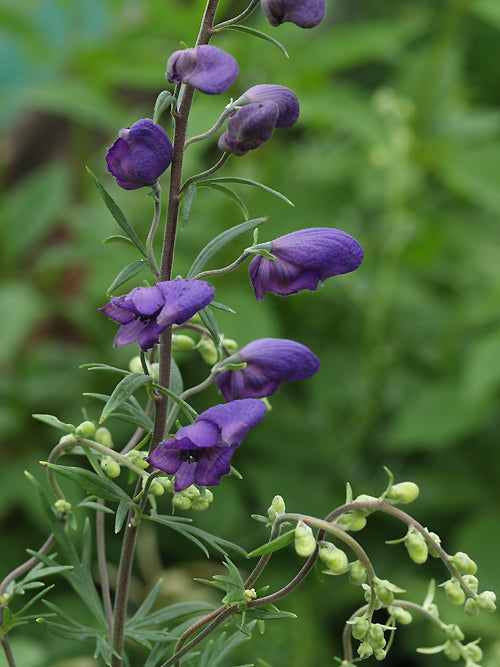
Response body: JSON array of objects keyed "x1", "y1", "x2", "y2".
[
  {"x1": 249, "y1": 254, "x2": 320, "y2": 300},
  {"x1": 172, "y1": 460, "x2": 197, "y2": 492},
  {"x1": 194, "y1": 445, "x2": 237, "y2": 487},
  {"x1": 219, "y1": 103, "x2": 279, "y2": 156},
  {"x1": 241, "y1": 85, "x2": 299, "y2": 128},
  {"x1": 99, "y1": 300, "x2": 135, "y2": 325},
  {"x1": 146, "y1": 444, "x2": 183, "y2": 474},
  {"x1": 129, "y1": 285, "x2": 165, "y2": 316},
  {"x1": 136, "y1": 320, "x2": 166, "y2": 351},
  {"x1": 171, "y1": 420, "x2": 220, "y2": 449},
  {"x1": 156, "y1": 280, "x2": 215, "y2": 326},
  {"x1": 166, "y1": 45, "x2": 239, "y2": 95},
  {"x1": 113, "y1": 319, "x2": 146, "y2": 348},
  {"x1": 200, "y1": 399, "x2": 266, "y2": 446},
  {"x1": 262, "y1": 0, "x2": 326, "y2": 29}
]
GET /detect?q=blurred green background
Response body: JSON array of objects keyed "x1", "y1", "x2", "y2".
[{"x1": 1, "y1": 0, "x2": 500, "y2": 665}]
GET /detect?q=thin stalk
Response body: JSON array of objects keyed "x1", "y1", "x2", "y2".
[
  {"x1": 96, "y1": 501, "x2": 113, "y2": 641},
  {"x1": 213, "y1": 0, "x2": 260, "y2": 30},
  {"x1": 192, "y1": 249, "x2": 252, "y2": 280},
  {"x1": 1, "y1": 636, "x2": 16, "y2": 667},
  {"x1": 185, "y1": 107, "x2": 235, "y2": 147},
  {"x1": 179, "y1": 152, "x2": 231, "y2": 197},
  {"x1": 146, "y1": 182, "x2": 161, "y2": 279}
]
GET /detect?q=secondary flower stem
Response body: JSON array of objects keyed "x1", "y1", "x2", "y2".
[
  {"x1": 146, "y1": 182, "x2": 161, "y2": 279},
  {"x1": 185, "y1": 108, "x2": 234, "y2": 147},
  {"x1": 179, "y1": 151, "x2": 231, "y2": 197},
  {"x1": 213, "y1": 0, "x2": 260, "y2": 30},
  {"x1": 96, "y1": 500, "x2": 113, "y2": 640},
  {"x1": 192, "y1": 249, "x2": 252, "y2": 280}
]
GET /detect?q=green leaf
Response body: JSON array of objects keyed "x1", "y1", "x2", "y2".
[
  {"x1": 106, "y1": 258, "x2": 149, "y2": 294},
  {"x1": 101, "y1": 234, "x2": 136, "y2": 247},
  {"x1": 115, "y1": 500, "x2": 130, "y2": 534},
  {"x1": 81, "y1": 363, "x2": 130, "y2": 375},
  {"x1": 85, "y1": 392, "x2": 154, "y2": 431},
  {"x1": 187, "y1": 217, "x2": 266, "y2": 279},
  {"x1": 128, "y1": 600, "x2": 214, "y2": 630},
  {"x1": 32, "y1": 414, "x2": 75, "y2": 433},
  {"x1": 197, "y1": 183, "x2": 249, "y2": 220},
  {"x1": 152, "y1": 384, "x2": 198, "y2": 424},
  {"x1": 246, "y1": 529, "x2": 296, "y2": 558},
  {"x1": 198, "y1": 177, "x2": 293, "y2": 206},
  {"x1": 210, "y1": 301, "x2": 236, "y2": 314},
  {"x1": 225, "y1": 25, "x2": 289, "y2": 58},
  {"x1": 43, "y1": 462, "x2": 135, "y2": 505},
  {"x1": 86, "y1": 168, "x2": 147, "y2": 257},
  {"x1": 99, "y1": 373, "x2": 152, "y2": 424},
  {"x1": 198, "y1": 306, "x2": 220, "y2": 348},
  {"x1": 245, "y1": 607, "x2": 296, "y2": 621},
  {"x1": 180, "y1": 183, "x2": 197, "y2": 226},
  {"x1": 154, "y1": 91, "x2": 176, "y2": 122}
]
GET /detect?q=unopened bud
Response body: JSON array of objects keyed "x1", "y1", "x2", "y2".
[
  {"x1": 443, "y1": 640, "x2": 461, "y2": 661},
  {"x1": 450, "y1": 551, "x2": 477, "y2": 575},
  {"x1": 126, "y1": 450, "x2": 149, "y2": 469},
  {"x1": 54, "y1": 499, "x2": 72, "y2": 513},
  {"x1": 443, "y1": 579, "x2": 465, "y2": 606},
  {"x1": 101, "y1": 456, "x2": 120, "y2": 478},
  {"x1": 337, "y1": 511, "x2": 367, "y2": 532},
  {"x1": 222, "y1": 338, "x2": 239, "y2": 354},
  {"x1": 268, "y1": 495, "x2": 286, "y2": 524},
  {"x1": 149, "y1": 480, "x2": 164, "y2": 496},
  {"x1": 149, "y1": 362, "x2": 159, "y2": 383},
  {"x1": 349, "y1": 615, "x2": 369, "y2": 641},
  {"x1": 58, "y1": 433, "x2": 76, "y2": 446},
  {"x1": 129, "y1": 356, "x2": 145, "y2": 374},
  {"x1": 387, "y1": 481, "x2": 419, "y2": 504},
  {"x1": 405, "y1": 529, "x2": 428, "y2": 564},
  {"x1": 197, "y1": 338, "x2": 218, "y2": 365},
  {"x1": 95, "y1": 427, "x2": 113, "y2": 447},
  {"x1": 244, "y1": 588, "x2": 257, "y2": 602},
  {"x1": 426, "y1": 530, "x2": 442, "y2": 558},
  {"x1": 464, "y1": 641, "x2": 483, "y2": 662},
  {"x1": 182, "y1": 485, "x2": 201, "y2": 500},
  {"x1": 156, "y1": 476, "x2": 174, "y2": 492},
  {"x1": 191, "y1": 499, "x2": 210, "y2": 510},
  {"x1": 389, "y1": 606, "x2": 413, "y2": 625},
  {"x1": 462, "y1": 574, "x2": 478, "y2": 594},
  {"x1": 294, "y1": 521, "x2": 316, "y2": 557},
  {"x1": 374, "y1": 648, "x2": 386, "y2": 661},
  {"x1": 318, "y1": 542, "x2": 349, "y2": 575},
  {"x1": 374, "y1": 579, "x2": 394, "y2": 606},
  {"x1": 75, "y1": 420, "x2": 96, "y2": 438},
  {"x1": 368, "y1": 623, "x2": 386, "y2": 648},
  {"x1": 357, "y1": 642, "x2": 373, "y2": 659},
  {"x1": 476, "y1": 590, "x2": 496, "y2": 612},
  {"x1": 172, "y1": 334, "x2": 196, "y2": 352},
  {"x1": 349, "y1": 560, "x2": 366, "y2": 585},
  {"x1": 464, "y1": 598, "x2": 479, "y2": 616},
  {"x1": 445, "y1": 624, "x2": 465, "y2": 641},
  {"x1": 172, "y1": 494, "x2": 192, "y2": 510}
]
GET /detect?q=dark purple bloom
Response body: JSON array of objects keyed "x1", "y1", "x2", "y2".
[
  {"x1": 218, "y1": 102, "x2": 279, "y2": 156},
  {"x1": 249, "y1": 228, "x2": 364, "y2": 301},
  {"x1": 261, "y1": 0, "x2": 326, "y2": 28},
  {"x1": 146, "y1": 399, "x2": 266, "y2": 492},
  {"x1": 100, "y1": 279, "x2": 215, "y2": 350},
  {"x1": 166, "y1": 45, "x2": 239, "y2": 95},
  {"x1": 237, "y1": 85, "x2": 299, "y2": 128},
  {"x1": 216, "y1": 338, "x2": 320, "y2": 401},
  {"x1": 106, "y1": 119, "x2": 173, "y2": 190}
]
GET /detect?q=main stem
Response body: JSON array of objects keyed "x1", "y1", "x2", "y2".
[{"x1": 110, "y1": 2, "x2": 221, "y2": 665}]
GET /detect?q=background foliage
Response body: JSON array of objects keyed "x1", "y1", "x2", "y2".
[{"x1": 1, "y1": 0, "x2": 499, "y2": 665}]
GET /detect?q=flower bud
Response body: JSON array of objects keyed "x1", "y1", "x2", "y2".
[
  {"x1": 172, "y1": 494, "x2": 192, "y2": 510},
  {"x1": 349, "y1": 560, "x2": 366, "y2": 585},
  {"x1": 462, "y1": 574, "x2": 478, "y2": 594},
  {"x1": 294, "y1": 520, "x2": 316, "y2": 557},
  {"x1": 368, "y1": 624, "x2": 386, "y2": 648},
  {"x1": 172, "y1": 334, "x2": 196, "y2": 352},
  {"x1": 450, "y1": 551, "x2": 478, "y2": 576},
  {"x1": 166, "y1": 45, "x2": 239, "y2": 94},
  {"x1": 54, "y1": 499, "x2": 72, "y2": 514},
  {"x1": 404, "y1": 529, "x2": 428, "y2": 564},
  {"x1": 426, "y1": 530, "x2": 442, "y2": 558},
  {"x1": 445, "y1": 624, "x2": 465, "y2": 641},
  {"x1": 476, "y1": 590, "x2": 496, "y2": 612},
  {"x1": 58, "y1": 433, "x2": 76, "y2": 446},
  {"x1": 237, "y1": 85, "x2": 299, "y2": 128},
  {"x1": 244, "y1": 588, "x2": 257, "y2": 602},
  {"x1": 464, "y1": 641, "x2": 483, "y2": 662},
  {"x1": 197, "y1": 337, "x2": 218, "y2": 366},
  {"x1": 464, "y1": 598, "x2": 479, "y2": 616},
  {"x1": 443, "y1": 579, "x2": 465, "y2": 606},
  {"x1": 349, "y1": 615, "x2": 369, "y2": 641},
  {"x1": 262, "y1": 0, "x2": 326, "y2": 29},
  {"x1": 75, "y1": 420, "x2": 96, "y2": 438},
  {"x1": 101, "y1": 456, "x2": 120, "y2": 478},
  {"x1": 95, "y1": 427, "x2": 113, "y2": 447},
  {"x1": 222, "y1": 338, "x2": 239, "y2": 354},
  {"x1": 219, "y1": 102, "x2": 279, "y2": 156},
  {"x1": 374, "y1": 648, "x2": 386, "y2": 661},
  {"x1": 318, "y1": 542, "x2": 349, "y2": 575},
  {"x1": 386, "y1": 481, "x2": 419, "y2": 504},
  {"x1": 156, "y1": 476, "x2": 174, "y2": 492},
  {"x1": 337, "y1": 511, "x2": 367, "y2": 532},
  {"x1": 129, "y1": 356, "x2": 145, "y2": 374},
  {"x1": 374, "y1": 579, "x2": 394, "y2": 606},
  {"x1": 268, "y1": 495, "x2": 286, "y2": 523},
  {"x1": 149, "y1": 479, "x2": 165, "y2": 496},
  {"x1": 389, "y1": 606, "x2": 413, "y2": 625},
  {"x1": 443, "y1": 640, "x2": 461, "y2": 661},
  {"x1": 126, "y1": 450, "x2": 150, "y2": 469},
  {"x1": 357, "y1": 642, "x2": 373, "y2": 659}
]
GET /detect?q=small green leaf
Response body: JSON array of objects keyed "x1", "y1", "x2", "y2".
[
  {"x1": 198, "y1": 306, "x2": 220, "y2": 347},
  {"x1": 86, "y1": 167, "x2": 147, "y2": 257},
  {"x1": 85, "y1": 392, "x2": 154, "y2": 431},
  {"x1": 247, "y1": 529, "x2": 296, "y2": 558},
  {"x1": 198, "y1": 177, "x2": 293, "y2": 206},
  {"x1": 197, "y1": 183, "x2": 249, "y2": 220},
  {"x1": 32, "y1": 414, "x2": 75, "y2": 433},
  {"x1": 211, "y1": 301, "x2": 236, "y2": 314},
  {"x1": 100, "y1": 373, "x2": 152, "y2": 424},
  {"x1": 225, "y1": 25, "x2": 289, "y2": 58},
  {"x1": 180, "y1": 183, "x2": 197, "y2": 226},
  {"x1": 115, "y1": 500, "x2": 131, "y2": 533},
  {"x1": 107, "y1": 258, "x2": 149, "y2": 295},
  {"x1": 101, "y1": 234, "x2": 136, "y2": 247},
  {"x1": 44, "y1": 462, "x2": 135, "y2": 505},
  {"x1": 154, "y1": 91, "x2": 176, "y2": 122}
]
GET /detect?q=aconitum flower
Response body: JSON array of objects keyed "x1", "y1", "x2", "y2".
[
  {"x1": 106, "y1": 119, "x2": 173, "y2": 190},
  {"x1": 262, "y1": 0, "x2": 326, "y2": 28},
  {"x1": 216, "y1": 338, "x2": 320, "y2": 401},
  {"x1": 236, "y1": 85, "x2": 300, "y2": 128},
  {"x1": 249, "y1": 228, "x2": 364, "y2": 301},
  {"x1": 100, "y1": 279, "x2": 215, "y2": 350},
  {"x1": 218, "y1": 102, "x2": 279, "y2": 156},
  {"x1": 146, "y1": 399, "x2": 266, "y2": 492},
  {"x1": 166, "y1": 45, "x2": 239, "y2": 94}
]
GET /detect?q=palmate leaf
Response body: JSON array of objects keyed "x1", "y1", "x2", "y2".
[
  {"x1": 187, "y1": 217, "x2": 267, "y2": 279},
  {"x1": 86, "y1": 167, "x2": 147, "y2": 257}
]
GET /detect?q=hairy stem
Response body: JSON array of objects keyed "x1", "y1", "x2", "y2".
[{"x1": 96, "y1": 501, "x2": 113, "y2": 640}]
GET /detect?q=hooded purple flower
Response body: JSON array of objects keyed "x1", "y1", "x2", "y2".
[
  {"x1": 146, "y1": 399, "x2": 266, "y2": 492},
  {"x1": 100, "y1": 279, "x2": 215, "y2": 350},
  {"x1": 249, "y1": 228, "x2": 364, "y2": 301},
  {"x1": 237, "y1": 85, "x2": 299, "y2": 128},
  {"x1": 216, "y1": 338, "x2": 320, "y2": 401},
  {"x1": 218, "y1": 102, "x2": 279, "y2": 156},
  {"x1": 166, "y1": 45, "x2": 239, "y2": 95},
  {"x1": 106, "y1": 119, "x2": 173, "y2": 190},
  {"x1": 261, "y1": 0, "x2": 326, "y2": 29}
]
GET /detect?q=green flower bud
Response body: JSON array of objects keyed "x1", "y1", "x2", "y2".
[
  {"x1": 149, "y1": 362, "x2": 159, "y2": 383},
  {"x1": 464, "y1": 598, "x2": 479, "y2": 616},
  {"x1": 197, "y1": 337, "x2": 218, "y2": 365},
  {"x1": 389, "y1": 606, "x2": 413, "y2": 625},
  {"x1": 268, "y1": 495, "x2": 286, "y2": 524},
  {"x1": 337, "y1": 511, "x2": 367, "y2": 532},
  {"x1": 101, "y1": 456, "x2": 120, "y2": 478},
  {"x1": 294, "y1": 521, "x2": 316, "y2": 557},
  {"x1": 129, "y1": 356, "x2": 144, "y2": 374},
  {"x1": 443, "y1": 579, "x2": 465, "y2": 606},
  {"x1": 387, "y1": 481, "x2": 419, "y2": 504},
  {"x1": 374, "y1": 648, "x2": 387, "y2": 661},
  {"x1": 445, "y1": 624, "x2": 465, "y2": 642},
  {"x1": 126, "y1": 450, "x2": 149, "y2": 469},
  {"x1": 357, "y1": 642, "x2": 373, "y2": 659},
  {"x1": 95, "y1": 427, "x2": 113, "y2": 447},
  {"x1": 450, "y1": 551, "x2": 477, "y2": 576},
  {"x1": 462, "y1": 574, "x2": 478, "y2": 594},
  {"x1": 191, "y1": 499, "x2": 210, "y2": 510},
  {"x1": 222, "y1": 337, "x2": 239, "y2": 354},
  {"x1": 349, "y1": 615, "x2": 369, "y2": 641},
  {"x1": 426, "y1": 530, "x2": 442, "y2": 558},
  {"x1": 58, "y1": 433, "x2": 76, "y2": 446},
  {"x1": 443, "y1": 640, "x2": 461, "y2": 661},
  {"x1": 172, "y1": 334, "x2": 196, "y2": 352},
  {"x1": 244, "y1": 588, "x2": 257, "y2": 602},
  {"x1": 368, "y1": 623, "x2": 386, "y2": 648},
  {"x1": 172, "y1": 494, "x2": 192, "y2": 510},
  {"x1": 149, "y1": 479, "x2": 165, "y2": 496},
  {"x1": 405, "y1": 529, "x2": 428, "y2": 564},
  {"x1": 349, "y1": 560, "x2": 367, "y2": 586},
  {"x1": 426, "y1": 602, "x2": 439, "y2": 618},
  {"x1": 464, "y1": 641, "x2": 483, "y2": 662},
  {"x1": 54, "y1": 499, "x2": 72, "y2": 513},
  {"x1": 318, "y1": 542, "x2": 349, "y2": 575},
  {"x1": 374, "y1": 579, "x2": 394, "y2": 606},
  {"x1": 476, "y1": 590, "x2": 496, "y2": 612},
  {"x1": 156, "y1": 476, "x2": 174, "y2": 492},
  {"x1": 182, "y1": 484, "x2": 201, "y2": 500},
  {"x1": 75, "y1": 420, "x2": 96, "y2": 438}
]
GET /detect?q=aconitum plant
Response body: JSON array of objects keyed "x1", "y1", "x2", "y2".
[{"x1": 1, "y1": 1, "x2": 495, "y2": 667}]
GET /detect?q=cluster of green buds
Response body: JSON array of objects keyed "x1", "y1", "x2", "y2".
[
  {"x1": 348, "y1": 615, "x2": 394, "y2": 661},
  {"x1": 129, "y1": 356, "x2": 159, "y2": 382},
  {"x1": 419, "y1": 624, "x2": 484, "y2": 665},
  {"x1": 171, "y1": 484, "x2": 214, "y2": 511}
]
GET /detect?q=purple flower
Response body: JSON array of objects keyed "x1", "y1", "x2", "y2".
[
  {"x1": 106, "y1": 119, "x2": 173, "y2": 190},
  {"x1": 218, "y1": 102, "x2": 279, "y2": 156},
  {"x1": 216, "y1": 338, "x2": 320, "y2": 401},
  {"x1": 261, "y1": 0, "x2": 326, "y2": 29},
  {"x1": 166, "y1": 45, "x2": 239, "y2": 95},
  {"x1": 249, "y1": 228, "x2": 364, "y2": 301},
  {"x1": 99, "y1": 279, "x2": 215, "y2": 350},
  {"x1": 146, "y1": 399, "x2": 266, "y2": 492},
  {"x1": 237, "y1": 85, "x2": 299, "y2": 128}
]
